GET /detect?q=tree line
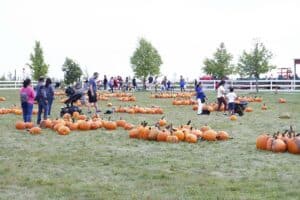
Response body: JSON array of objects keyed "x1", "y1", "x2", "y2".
[{"x1": 27, "y1": 38, "x2": 274, "y2": 92}]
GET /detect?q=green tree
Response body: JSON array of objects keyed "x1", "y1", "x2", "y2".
[
  {"x1": 27, "y1": 41, "x2": 49, "y2": 80},
  {"x1": 131, "y1": 38, "x2": 162, "y2": 89},
  {"x1": 62, "y1": 58, "x2": 83, "y2": 85},
  {"x1": 203, "y1": 43, "x2": 234, "y2": 79},
  {"x1": 237, "y1": 41, "x2": 275, "y2": 92}
]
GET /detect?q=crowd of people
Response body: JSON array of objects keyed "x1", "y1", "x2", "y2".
[{"x1": 19, "y1": 73, "x2": 239, "y2": 124}]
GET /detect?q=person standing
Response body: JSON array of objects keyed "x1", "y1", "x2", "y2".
[
  {"x1": 195, "y1": 82, "x2": 207, "y2": 115},
  {"x1": 148, "y1": 76, "x2": 153, "y2": 90},
  {"x1": 45, "y1": 78, "x2": 54, "y2": 116},
  {"x1": 226, "y1": 87, "x2": 237, "y2": 116},
  {"x1": 103, "y1": 75, "x2": 108, "y2": 90},
  {"x1": 20, "y1": 78, "x2": 35, "y2": 122},
  {"x1": 35, "y1": 77, "x2": 48, "y2": 124},
  {"x1": 132, "y1": 77, "x2": 137, "y2": 91},
  {"x1": 217, "y1": 80, "x2": 227, "y2": 114},
  {"x1": 180, "y1": 75, "x2": 186, "y2": 92},
  {"x1": 87, "y1": 72, "x2": 100, "y2": 114}
]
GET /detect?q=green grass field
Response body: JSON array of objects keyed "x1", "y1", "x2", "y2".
[{"x1": 0, "y1": 90, "x2": 300, "y2": 200}]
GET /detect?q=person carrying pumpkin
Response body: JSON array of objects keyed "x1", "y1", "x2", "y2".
[
  {"x1": 195, "y1": 82, "x2": 207, "y2": 115},
  {"x1": 20, "y1": 78, "x2": 35, "y2": 122}
]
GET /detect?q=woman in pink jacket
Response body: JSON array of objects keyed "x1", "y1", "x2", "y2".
[{"x1": 20, "y1": 78, "x2": 35, "y2": 122}]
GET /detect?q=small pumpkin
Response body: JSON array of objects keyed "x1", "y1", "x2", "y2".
[
  {"x1": 25, "y1": 122, "x2": 34, "y2": 129},
  {"x1": 261, "y1": 104, "x2": 267, "y2": 110},
  {"x1": 157, "y1": 129, "x2": 170, "y2": 142},
  {"x1": 245, "y1": 107, "x2": 253, "y2": 112},
  {"x1": 158, "y1": 117, "x2": 167, "y2": 126},
  {"x1": 185, "y1": 133, "x2": 197, "y2": 143},
  {"x1": 230, "y1": 115, "x2": 237, "y2": 121},
  {"x1": 256, "y1": 134, "x2": 270, "y2": 150}
]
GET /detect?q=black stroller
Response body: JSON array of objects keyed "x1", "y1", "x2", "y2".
[
  {"x1": 234, "y1": 101, "x2": 247, "y2": 116},
  {"x1": 60, "y1": 87, "x2": 82, "y2": 117}
]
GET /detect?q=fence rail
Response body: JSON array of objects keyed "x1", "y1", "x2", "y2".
[{"x1": 0, "y1": 80, "x2": 300, "y2": 92}]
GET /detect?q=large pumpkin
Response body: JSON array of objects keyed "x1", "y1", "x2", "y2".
[
  {"x1": 166, "y1": 134, "x2": 179, "y2": 143},
  {"x1": 78, "y1": 120, "x2": 91, "y2": 131},
  {"x1": 216, "y1": 131, "x2": 229, "y2": 140},
  {"x1": 174, "y1": 130, "x2": 185, "y2": 141},
  {"x1": 185, "y1": 133, "x2": 197, "y2": 143},
  {"x1": 25, "y1": 122, "x2": 34, "y2": 129},
  {"x1": 271, "y1": 138, "x2": 287, "y2": 153},
  {"x1": 157, "y1": 130, "x2": 169, "y2": 142},
  {"x1": 15, "y1": 121, "x2": 26, "y2": 130},
  {"x1": 29, "y1": 127, "x2": 42, "y2": 135},
  {"x1": 57, "y1": 126, "x2": 71, "y2": 135},
  {"x1": 256, "y1": 134, "x2": 270, "y2": 150},
  {"x1": 129, "y1": 128, "x2": 139, "y2": 138},
  {"x1": 287, "y1": 137, "x2": 300, "y2": 154},
  {"x1": 202, "y1": 129, "x2": 217, "y2": 141}
]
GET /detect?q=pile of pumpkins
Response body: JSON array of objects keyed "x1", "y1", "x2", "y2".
[
  {"x1": 172, "y1": 98, "x2": 197, "y2": 105},
  {"x1": 192, "y1": 102, "x2": 254, "y2": 113},
  {"x1": 15, "y1": 112, "x2": 135, "y2": 135},
  {"x1": 118, "y1": 96, "x2": 136, "y2": 102},
  {"x1": 151, "y1": 92, "x2": 195, "y2": 99},
  {"x1": 15, "y1": 121, "x2": 42, "y2": 134},
  {"x1": 115, "y1": 106, "x2": 163, "y2": 114},
  {"x1": 128, "y1": 119, "x2": 230, "y2": 143},
  {"x1": 237, "y1": 96, "x2": 263, "y2": 103},
  {"x1": 0, "y1": 106, "x2": 38, "y2": 115},
  {"x1": 256, "y1": 126, "x2": 300, "y2": 154},
  {"x1": 0, "y1": 97, "x2": 6, "y2": 101}
]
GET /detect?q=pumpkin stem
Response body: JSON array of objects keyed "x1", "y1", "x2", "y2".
[{"x1": 186, "y1": 120, "x2": 191, "y2": 125}]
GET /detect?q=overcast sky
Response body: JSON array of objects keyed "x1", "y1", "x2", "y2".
[{"x1": 0, "y1": 0, "x2": 300, "y2": 81}]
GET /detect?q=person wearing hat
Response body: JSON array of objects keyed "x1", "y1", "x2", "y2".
[{"x1": 87, "y1": 72, "x2": 100, "y2": 113}]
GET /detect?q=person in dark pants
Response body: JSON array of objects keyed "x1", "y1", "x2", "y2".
[
  {"x1": 45, "y1": 78, "x2": 55, "y2": 116},
  {"x1": 103, "y1": 75, "x2": 108, "y2": 90},
  {"x1": 217, "y1": 80, "x2": 227, "y2": 114},
  {"x1": 132, "y1": 77, "x2": 137, "y2": 91},
  {"x1": 35, "y1": 77, "x2": 48, "y2": 124},
  {"x1": 20, "y1": 79, "x2": 35, "y2": 122},
  {"x1": 87, "y1": 72, "x2": 100, "y2": 113}
]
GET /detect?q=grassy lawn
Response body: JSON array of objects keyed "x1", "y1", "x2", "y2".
[{"x1": 0, "y1": 90, "x2": 300, "y2": 200}]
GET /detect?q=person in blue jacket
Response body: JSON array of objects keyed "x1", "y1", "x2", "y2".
[
  {"x1": 195, "y1": 82, "x2": 207, "y2": 115},
  {"x1": 179, "y1": 75, "x2": 185, "y2": 92}
]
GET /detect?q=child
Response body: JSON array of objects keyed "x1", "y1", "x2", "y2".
[
  {"x1": 226, "y1": 87, "x2": 237, "y2": 115},
  {"x1": 195, "y1": 82, "x2": 207, "y2": 115}
]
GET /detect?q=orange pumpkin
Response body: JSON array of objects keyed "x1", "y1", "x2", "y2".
[
  {"x1": 15, "y1": 121, "x2": 26, "y2": 130},
  {"x1": 202, "y1": 129, "x2": 217, "y2": 141},
  {"x1": 25, "y1": 122, "x2": 34, "y2": 129},
  {"x1": 185, "y1": 133, "x2": 197, "y2": 143},
  {"x1": 174, "y1": 130, "x2": 185, "y2": 141},
  {"x1": 287, "y1": 136, "x2": 300, "y2": 154},
  {"x1": 29, "y1": 127, "x2": 42, "y2": 135},
  {"x1": 40, "y1": 119, "x2": 53, "y2": 128},
  {"x1": 103, "y1": 120, "x2": 117, "y2": 130},
  {"x1": 271, "y1": 138, "x2": 287, "y2": 153},
  {"x1": 157, "y1": 130, "x2": 169, "y2": 142},
  {"x1": 72, "y1": 111, "x2": 80, "y2": 119},
  {"x1": 200, "y1": 125, "x2": 210, "y2": 132},
  {"x1": 158, "y1": 117, "x2": 167, "y2": 126},
  {"x1": 57, "y1": 126, "x2": 71, "y2": 135},
  {"x1": 245, "y1": 107, "x2": 253, "y2": 112},
  {"x1": 256, "y1": 134, "x2": 270, "y2": 150},
  {"x1": 129, "y1": 128, "x2": 139, "y2": 138},
  {"x1": 230, "y1": 115, "x2": 237, "y2": 121},
  {"x1": 216, "y1": 131, "x2": 229, "y2": 140},
  {"x1": 278, "y1": 98, "x2": 286, "y2": 103},
  {"x1": 261, "y1": 104, "x2": 267, "y2": 110},
  {"x1": 78, "y1": 120, "x2": 91, "y2": 130},
  {"x1": 166, "y1": 134, "x2": 179, "y2": 143},
  {"x1": 116, "y1": 119, "x2": 127, "y2": 128},
  {"x1": 124, "y1": 123, "x2": 134, "y2": 130},
  {"x1": 148, "y1": 127, "x2": 159, "y2": 140}
]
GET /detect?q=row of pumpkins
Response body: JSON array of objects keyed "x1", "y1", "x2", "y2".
[
  {"x1": 0, "y1": 106, "x2": 38, "y2": 115},
  {"x1": 150, "y1": 92, "x2": 196, "y2": 99},
  {"x1": 129, "y1": 119, "x2": 231, "y2": 143},
  {"x1": 15, "y1": 112, "x2": 135, "y2": 135},
  {"x1": 114, "y1": 106, "x2": 163, "y2": 114},
  {"x1": 256, "y1": 127, "x2": 300, "y2": 154},
  {"x1": 192, "y1": 103, "x2": 254, "y2": 113},
  {"x1": 172, "y1": 98, "x2": 197, "y2": 105}
]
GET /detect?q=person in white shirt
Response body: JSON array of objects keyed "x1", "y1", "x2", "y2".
[
  {"x1": 226, "y1": 87, "x2": 237, "y2": 115},
  {"x1": 217, "y1": 80, "x2": 227, "y2": 114}
]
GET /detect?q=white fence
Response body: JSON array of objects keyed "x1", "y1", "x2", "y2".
[{"x1": 0, "y1": 80, "x2": 300, "y2": 92}]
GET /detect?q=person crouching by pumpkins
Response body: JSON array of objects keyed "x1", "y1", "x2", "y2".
[
  {"x1": 195, "y1": 82, "x2": 207, "y2": 115},
  {"x1": 20, "y1": 78, "x2": 35, "y2": 122},
  {"x1": 35, "y1": 77, "x2": 48, "y2": 124}
]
